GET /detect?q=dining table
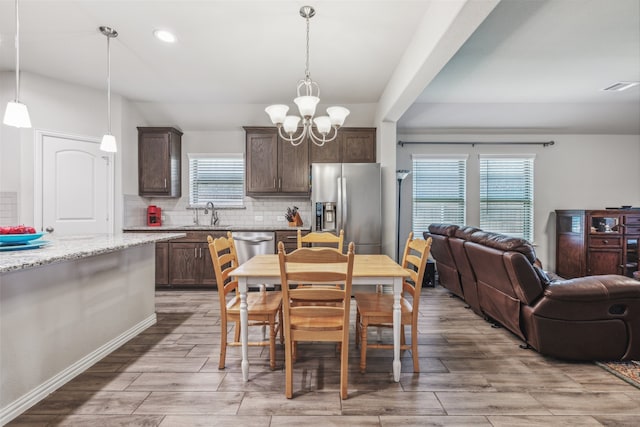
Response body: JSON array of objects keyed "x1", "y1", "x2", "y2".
[{"x1": 231, "y1": 253, "x2": 410, "y2": 382}]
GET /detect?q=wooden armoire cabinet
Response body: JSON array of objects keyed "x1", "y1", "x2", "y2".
[{"x1": 555, "y1": 209, "x2": 640, "y2": 278}]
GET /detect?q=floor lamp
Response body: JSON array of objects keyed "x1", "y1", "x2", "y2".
[{"x1": 396, "y1": 169, "x2": 410, "y2": 262}]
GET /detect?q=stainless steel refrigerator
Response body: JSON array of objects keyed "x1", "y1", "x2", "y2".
[{"x1": 311, "y1": 163, "x2": 382, "y2": 254}]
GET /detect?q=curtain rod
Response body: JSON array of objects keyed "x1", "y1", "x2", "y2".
[{"x1": 398, "y1": 140, "x2": 555, "y2": 147}]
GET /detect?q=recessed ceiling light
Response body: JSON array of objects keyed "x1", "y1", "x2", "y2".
[
  {"x1": 153, "y1": 29, "x2": 176, "y2": 43},
  {"x1": 602, "y1": 81, "x2": 640, "y2": 92}
]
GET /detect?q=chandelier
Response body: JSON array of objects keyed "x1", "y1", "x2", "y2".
[{"x1": 265, "y1": 6, "x2": 349, "y2": 147}]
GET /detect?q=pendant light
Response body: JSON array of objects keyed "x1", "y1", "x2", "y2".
[
  {"x1": 99, "y1": 26, "x2": 118, "y2": 153},
  {"x1": 3, "y1": 0, "x2": 32, "y2": 128}
]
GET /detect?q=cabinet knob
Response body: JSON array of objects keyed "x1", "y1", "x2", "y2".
[{"x1": 603, "y1": 240, "x2": 608, "y2": 244}]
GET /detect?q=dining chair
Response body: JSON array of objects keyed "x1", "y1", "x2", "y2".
[
  {"x1": 354, "y1": 232, "x2": 432, "y2": 373},
  {"x1": 208, "y1": 232, "x2": 282, "y2": 370},
  {"x1": 297, "y1": 229, "x2": 344, "y2": 252},
  {"x1": 277, "y1": 240, "x2": 355, "y2": 400}
]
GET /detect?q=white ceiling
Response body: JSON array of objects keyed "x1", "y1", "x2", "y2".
[{"x1": 1, "y1": 0, "x2": 639, "y2": 134}]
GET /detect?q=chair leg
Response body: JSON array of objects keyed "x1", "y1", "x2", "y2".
[
  {"x1": 278, "y1": 307, "x2": 284, "y2": 344},
  {"x1": 340, "y1": 334, "x2": 349, "y2": 400},
  {"x1": 360, "y1": 321, "x2": 368, "y2": 374},
  {"x1": 284, "y1": 335, "x2": 293, "y2": 399},
  {"x1": 411, "y1": 320, "x2": 420, "y2": 373},
  {"x1": 219, "y1": 319, "x2": 228, "y2": 370},
  {"x1": 269, "y1": 316, "x2": 277, "y2": 370},
  {"x1": 355, "y1": 310, "x2": 361, "y2": 348},
  {"x1": 401, "y1": 325, "x2": 406, "y2": 346}
]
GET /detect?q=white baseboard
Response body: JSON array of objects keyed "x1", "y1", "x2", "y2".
[{"x1": 0, "y1": 313, "x2": 157, "y2": 426}]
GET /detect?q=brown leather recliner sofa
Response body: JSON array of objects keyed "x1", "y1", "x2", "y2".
[{"x1": 426, "y1": 223, "x2": 640, "y2": 361}]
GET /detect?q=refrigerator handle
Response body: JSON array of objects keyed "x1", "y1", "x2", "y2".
[
  {"x1": 341, "y1": 177, "x2": 348, "y2": 233},
  {"x1": 337, "y1": 177, "x2": 343, "y2": 231}
]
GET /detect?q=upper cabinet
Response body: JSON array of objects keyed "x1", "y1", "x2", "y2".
[
  {"x1": 310, "y1": 127, "x2": 376, "y2": 164},
  {"x1": 245, "y1": 127, "x2": 310, "y2": 196},
  {"x1": 138, "y1": 127, "x2": 182, "y2": 197}
]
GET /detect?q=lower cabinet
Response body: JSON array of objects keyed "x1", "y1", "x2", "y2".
[
  {"x1": 167, "y1": 231, "x2": 225, "y2": 288},
  {"x1": 275, "y1": 230, "x2": 309, "y2": 253},
  {"x1": 132, "y1": 229, "x2": 314, "y2": 288},
  {"x1": 168, "y1": 242, "x2": 217, "y2": 287}
]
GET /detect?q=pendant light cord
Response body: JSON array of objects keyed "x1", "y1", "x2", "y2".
[
  {"x1": 106, "y1": 33, "x2": 111, "y2": 134},
  {"x1": 304, "y1": 13, "x2": 310, "y2": 82},
  {"x1": 14, "y1": 0, "x2": 21, "y2": 101}
]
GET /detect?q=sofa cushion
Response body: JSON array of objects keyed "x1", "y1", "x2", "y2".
[
  {"x1": 469, "y1": 231, "x2": 537, "y2": 263},
  {"x1": 454, "y1": 226, "x2": 481, "y2": 240},
  {"x1": 427, "y1": 223, "x2": 459, "y2": 237}
]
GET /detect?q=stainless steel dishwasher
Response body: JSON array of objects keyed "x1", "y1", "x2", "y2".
[{"x1": 231, "y1": 231, "x2": 275, "y2": 290}]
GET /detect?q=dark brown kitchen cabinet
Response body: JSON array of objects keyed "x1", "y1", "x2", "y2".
[
  {"x1": 138, "y1": 127, "x2": 182, "y2": 197},
  {"x1": 168, "y1": 231, "x2": 224, "y2": 288},
  {"x1": 556, "y1": 209, "x2": 640, "y2": 278},
  {"x1": 244, "y1": 127, "x2": 309, "y2": 196},
  {"x1": 155, "y1": 242, "x2": 169, "y2": 286},
  {"x1": 168, "y1": 242, "x2": 216, "y2": 286},
  {"x1": 310, "y1": 127, "x2": 376, "y2": 164},
  {"x1": 275, "y1": 229, "x2": 310, "y2": 253}
]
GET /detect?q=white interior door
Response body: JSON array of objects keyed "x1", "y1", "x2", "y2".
[{"x1": 40, "y1": 133, "x2": 114, "y2": 235}]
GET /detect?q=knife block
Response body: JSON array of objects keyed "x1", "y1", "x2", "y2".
[{"x1": 289, "y1": 212, "x2": 303, "y2": 227}]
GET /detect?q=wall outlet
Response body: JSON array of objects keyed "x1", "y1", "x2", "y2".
[
  {"x1": 254, "y1": 215, "x2": 264, "y2": 222},
  {"x1": 276, "y1": 215, "x2": 285, "y2": 222}
]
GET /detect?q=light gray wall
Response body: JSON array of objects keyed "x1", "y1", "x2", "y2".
[
  {"x1": 1, "y1": 71, "x2": 128, "y2": 229},
  {"x1": 396, "y1": 133, "x2": 640, "y2": 272}
]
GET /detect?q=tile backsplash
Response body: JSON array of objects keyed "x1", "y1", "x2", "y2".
[
  {"x1": 124, "y1": 194, "x2": 312, "y2": 228},
  {"x1": 0, "y1": 192, "x2": 18, "y2": 225}
]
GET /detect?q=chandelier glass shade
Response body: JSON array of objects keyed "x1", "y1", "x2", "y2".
[
  {"x1": 99, "y1": 26, "x2": 118, "y2": 153},
  {"x1": 3, "y1": 0, "x2": 32, "y2": 128},
  {"x1": 265, "y1": 6, "x2": 349, "y2": 147}
]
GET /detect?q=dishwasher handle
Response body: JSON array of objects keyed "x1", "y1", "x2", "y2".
[{"x1": 233, "y1": 236, "x2": 274, "y2": 243}]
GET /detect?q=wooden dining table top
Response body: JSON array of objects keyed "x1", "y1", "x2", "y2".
[{"x1": 232, "y1": 253, "x2": 409, "y2": 278}]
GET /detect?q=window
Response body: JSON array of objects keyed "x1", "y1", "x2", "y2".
[
  {"x1": 188, "y1": 154, "x2": 244, "y2": 208},
  {"x1": 479, "y1": 155, "x2": 534, "y2": 241},
  {"x1": 412, "y1": 155, "x2": 467, "y2": 235}
]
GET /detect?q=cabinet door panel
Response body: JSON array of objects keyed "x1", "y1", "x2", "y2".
[
  {"x1": 139, "y1": 133, "x2": 170, "y2": 194},
  {"x1": 587, "y1": 250, "x2": 622, "y2": 275},
  {"x1": 246, "y1": 132, "x2": 278, "y2": 194},
  {"x1": 138, "y1": 127, "x2": 182, "y2": 197},
  {"x1": 556, "y1": 234, "x2": 585, "y2": 278},
  {"x1": 310, "y1": 139, "x2": 340, "y2": 163},
  {"x1": 169, "y1": 242, "x2": 201, "y2": 285},
  {"x1": 341, "y1": 129, "x2": 376, "y2": 163},
  {"x1": 279, "y1": 138, "x2": 309, "y2": 193}
]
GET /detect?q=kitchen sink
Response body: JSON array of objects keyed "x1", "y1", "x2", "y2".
[{"x1": 177, "y1": 225, "x2": 231, "y2": 230}]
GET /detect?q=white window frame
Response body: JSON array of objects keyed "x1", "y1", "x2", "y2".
[
  {"x1": 479, "y1": 154, "x2": 535, "y2": 241},
  {"x1": 411, "y1": 154, "x2": 468, "y2": 235},
  {"x1": 188, "y1": 153, "x2": 245, "y2": 208}
]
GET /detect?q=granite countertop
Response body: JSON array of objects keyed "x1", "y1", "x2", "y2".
[
  {"x1": 123, "y1": 225, "x2": 311, "y2": 232},
  {"x1": 0, "y1": 232, "x2": 185, "y2": 273}
]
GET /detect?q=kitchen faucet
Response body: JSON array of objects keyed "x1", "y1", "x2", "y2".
[{"x1": 204, "y1": 202, "x2": 220, "y2": 226}]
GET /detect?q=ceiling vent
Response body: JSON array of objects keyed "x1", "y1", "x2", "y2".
[{"x1": 602, "y1": 81, "x2": 640, "y2": 91}]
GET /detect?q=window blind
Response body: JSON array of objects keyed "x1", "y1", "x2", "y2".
[
  {"x1": 412, "y1": 155, "x2": 467, "y2": 235},
  {"x1": 188, "y1": 154, "x2": 244, "y2": 207},
  {"x1": 479, "y1": 155, "x2": 534, "y2": 241}
]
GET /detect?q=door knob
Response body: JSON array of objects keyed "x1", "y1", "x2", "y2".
[{"x1": 45, "y1": 227, "x2": 54, "y2": 233}]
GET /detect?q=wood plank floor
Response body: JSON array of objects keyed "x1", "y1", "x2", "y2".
[{"x1": 8, "y1": 286, "x2": 640, "y2": 426}]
